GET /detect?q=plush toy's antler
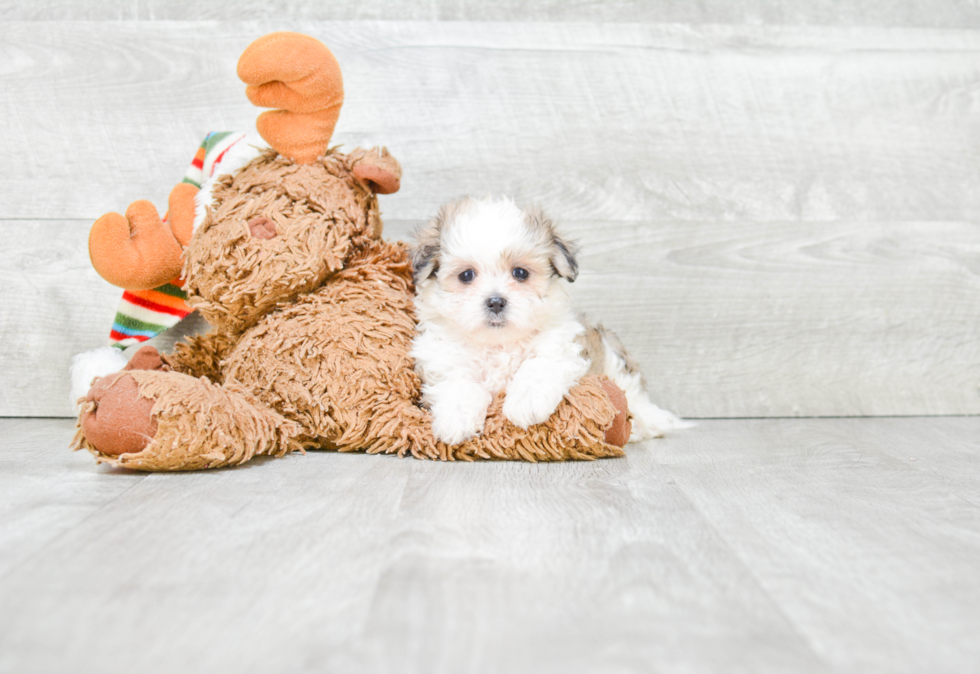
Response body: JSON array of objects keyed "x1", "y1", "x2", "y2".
[
  {"x1": 89, "y1": 183, "x2": 197, "y2": 290},
  {"x1": 238, "y1": 32, "x2": 344, "y2": 165}
]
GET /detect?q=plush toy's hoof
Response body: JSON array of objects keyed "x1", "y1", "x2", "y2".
[
  {"x1": 124, "y1": 345, "x2": 169, "y2": 372},
  {"x1": 600, "y1": 380, "x2": 632, "y2": 447},
  {"x1": 80, "y1": 374, "x2": 158, "y2": 456}
]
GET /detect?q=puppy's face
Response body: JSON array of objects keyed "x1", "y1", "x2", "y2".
[{"x1": 412, "y1": 197, "x2": 578, "y2": 345}]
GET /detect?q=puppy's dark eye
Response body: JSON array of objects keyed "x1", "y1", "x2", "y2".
[
  {"x1": 512, "y1": 267, "x2": 529, "y2": 281},
  {"x1": 458, "y1": 269, "x2": 476, "y2": 283}
]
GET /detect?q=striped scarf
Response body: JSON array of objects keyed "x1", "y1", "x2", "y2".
[{"x1": 109, "y1": 132, "x2": 251, "y2": 348}]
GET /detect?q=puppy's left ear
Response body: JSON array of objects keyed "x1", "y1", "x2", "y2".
[
  {"x1": 350, "y1": 147, "x2": 401, "y2": 194},
  {"x1": 550, "y1": 234, "x2": 579, "y2": 282},
  {"x1": 528, "y1": 208, "x2": 579, "y2": 282}
]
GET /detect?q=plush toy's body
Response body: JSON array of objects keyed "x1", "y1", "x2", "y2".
[{"x1": 72, "y1": 32, "x2": 631, "y2": 470}]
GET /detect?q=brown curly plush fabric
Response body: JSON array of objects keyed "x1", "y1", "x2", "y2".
[
  {"x1": 184, "y1": 148, "x2": 375, "y2": 334},
  {"x1": 75, "y1": 369, "x2": 303, "y2": 471}
]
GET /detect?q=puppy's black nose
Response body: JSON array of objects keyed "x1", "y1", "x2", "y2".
[{"x1": 486, "y1": 296, "x2": 507, "y2": 314}]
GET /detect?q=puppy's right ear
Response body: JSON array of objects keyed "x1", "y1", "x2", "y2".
[
  {"x1": 412, "y1": 198, "x2": 473, "y2": 285},
  {"x1": 411, "y1": 219, "x2": 441, "y2": 286}
]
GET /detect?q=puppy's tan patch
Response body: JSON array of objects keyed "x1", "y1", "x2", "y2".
[{"x1": 575, "y1": 313, "x2": 646, "y2": 385}]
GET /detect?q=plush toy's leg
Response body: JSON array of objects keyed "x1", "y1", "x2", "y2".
[
  {"x1": 73, "y1": 370, "x2": 302, "y2": 471},
  {"x1": 382, "y1": 377, "x2": 629, "y2": 462},
  {"x1": 357, "y1": 375, "x2": 628, "y2": 462},
  {"x1": 433, "y1": 375, "x2": 628, "y2": 462}
]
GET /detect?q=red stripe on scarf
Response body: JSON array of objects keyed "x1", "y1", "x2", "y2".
[{"x1": 125, "y1": 293, "x2": 192, "y2": 317}]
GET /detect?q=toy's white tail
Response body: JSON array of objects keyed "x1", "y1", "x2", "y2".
[
  {"x1": 69, "y1": 346, "x2": 128, "y2": 413},
  {"x1": 592, "y1": 327, "x2": 694, "y2": 442}
]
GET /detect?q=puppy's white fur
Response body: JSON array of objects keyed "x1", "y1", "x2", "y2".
[{"x1": 410, "y1": 196, "x2": 687, "y2": 445}]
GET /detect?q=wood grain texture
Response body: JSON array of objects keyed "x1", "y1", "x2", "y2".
[
  {"x1": 0, "y1": 221, "x2": 212, "y2": 416},
  {"x1": 1, "y1": 22, "x2": 979, "y2": 223},
  {"x1": 7, "y1": 217, "x2": 979, "y2": 418},
  {"x1": 567, "y1": 218, "x2": 980, "y2": 418},
  {"x1": 1, "y1": 416, "x2": 978, "y2": 673},
  {"x1": 659, "y1": 417, "x2": 980, "y2": 672},
  {"x1": 3, "y1": 1, "x2": 980, "y2": 27},
  {"x1": 0, "y1": 419, "x2": 145, "y2": 579},
  {"x1": 2, "y1": 20, "x2": 980, "y2": 417}
]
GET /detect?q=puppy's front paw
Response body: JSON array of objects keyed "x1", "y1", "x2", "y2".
[
  {"x1": 502, "y1": 381, "x2": 563, "y2": 429},
  {"x1": 431, "y1": 410, "x2": 484, "y2": 445},
  {"x1": 428, "y1": 384, "x2": 492, "y2": 445}
]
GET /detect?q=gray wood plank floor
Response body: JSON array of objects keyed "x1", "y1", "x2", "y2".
[{"x1": 2, "y1": 417, "x2": 978, "y2": 674}]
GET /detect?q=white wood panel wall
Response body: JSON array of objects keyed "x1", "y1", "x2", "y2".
[
  {"x1": 4, "y1": 1, "x2": 980, "y2": 27},
  {"x1": 1, "y1": 10, "x2": 978, "y2": 417}
]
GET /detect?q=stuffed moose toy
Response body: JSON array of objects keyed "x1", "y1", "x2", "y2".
[{"x1": 72, "y1": 32, "x2": 632, "y2": 470}]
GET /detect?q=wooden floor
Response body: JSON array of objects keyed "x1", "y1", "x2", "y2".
[{"x1": 1, "y1": 417, "x2": 978, "y2": 673}]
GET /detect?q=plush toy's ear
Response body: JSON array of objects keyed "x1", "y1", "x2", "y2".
[
  {"x1": 526, "y1": 207, "x2": 579, "y2": 282},
  {"x1": 350, "y1": 147, "x2": 402, "y2": 195},
  {"x1": 238, "y1": 32, "x2": 344, "y2": 165}
]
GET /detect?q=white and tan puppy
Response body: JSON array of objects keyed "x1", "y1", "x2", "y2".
[{"x1": 410, "y1": 196, "x2": 687, "y2": 445}]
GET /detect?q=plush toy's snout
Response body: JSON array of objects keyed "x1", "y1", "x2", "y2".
[{"x1": 248, "y1": 217, "x2": 277, "y2": 239}]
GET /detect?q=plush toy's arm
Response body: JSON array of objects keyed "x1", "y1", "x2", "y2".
[{"x1": 162, "y1": 330, "x2": 241, "y2": 382}]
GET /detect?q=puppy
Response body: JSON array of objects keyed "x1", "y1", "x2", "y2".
[{"x1": 410, "y1": 196, "x2": 687, "y2": 445}]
